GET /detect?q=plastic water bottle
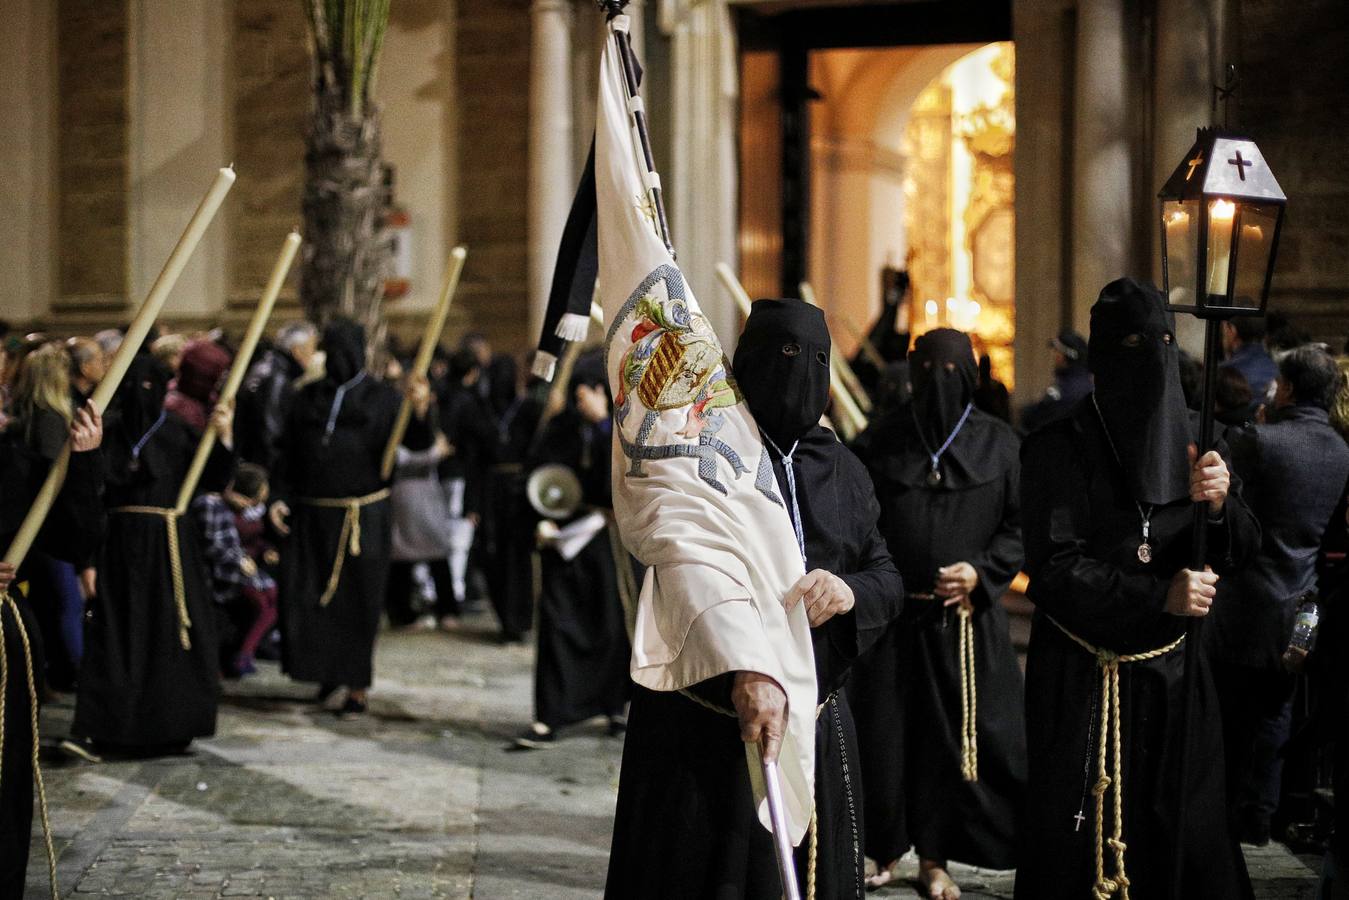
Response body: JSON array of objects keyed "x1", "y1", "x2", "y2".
[{"x1": 1288, "y1": 600, "x2": 1320, "y2": 653}]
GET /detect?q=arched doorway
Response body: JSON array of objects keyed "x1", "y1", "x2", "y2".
[{"x1": 808, "y1": 41, "x2": 1017, "y2": 386}]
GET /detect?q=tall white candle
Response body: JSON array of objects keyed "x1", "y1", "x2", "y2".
[
  {"x1": 380, "y1": 245, "x2": 469, "y2": 480},
  {"x1": 1207, "y1": 199, "x2": 1236, "y2": 297},
  {"x1": 4, "y1": 166, "x2": 236, "y2": 568},
  {"x1": 175, "y1": 229, "x2": 301, "y2": 512}
]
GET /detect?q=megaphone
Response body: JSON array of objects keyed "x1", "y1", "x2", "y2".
[{"x1": 526, "y1": 464, "x2": 584, "y2": 520}]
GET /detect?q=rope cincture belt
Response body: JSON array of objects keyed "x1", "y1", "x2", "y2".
[
  {"x1": 956, "y1": 603, "x2": 978, "y2": 783},
  {"x1": 1049, "y1": 616, "x2": 1186, "y2": 900},
  {"x1": 677, "y1": 688, "x2": 838, "y2": 900},
  {"x1": 299, "y1": 488, "x2": 391, "y2": 606},
  {"x1": 913, "y1": 591, "x2": 979, "y2": 784},
  {"x1": 0, "y1": 590, "x2": 60, "y2": 898},
  {"x1": 110, "y1": 505, "x2": 192, "y2": 650}
]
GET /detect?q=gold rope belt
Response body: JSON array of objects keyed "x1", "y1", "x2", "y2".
[
  {"x1": 298, "y1": 489, "x2": 391, "y2": 606},
  {"x1": 109, "y1": 505, "x2": 192, "y2": 650},
  {"x1": 912, "y1": 592, "x2": 979, "y2": 783},
  {"x1": 956, "y1": 604, "x2": 978, "y2": 783},
  {"x1": 1048, "y1": 616, "x2": 1186, "y2": 900},
  {"x1": 0, "y1": 590, "x2": 60, "y2": 898},
  {"x1": 677, "y1": 687, "x2": 836, "y2": 900}
]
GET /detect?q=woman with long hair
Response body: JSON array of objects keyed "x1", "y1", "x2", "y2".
[{"x1": 8, "y1": 341, "x2": 73, "y2": 458}]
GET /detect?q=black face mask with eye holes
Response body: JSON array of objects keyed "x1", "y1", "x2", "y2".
[
  {"x1": 733, "y1": 298, "x2": 833, "y2": 447},
  {"x1": 909, "y1": 328, "x2": 978, "y2": 452},
  {"x1": 1088, "y1": 277, "x2": 1193, "y2": 505}
]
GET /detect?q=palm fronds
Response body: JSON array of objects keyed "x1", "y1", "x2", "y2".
[{"x1": 304, "y1": 0, "x2": 390, "y2": 119}]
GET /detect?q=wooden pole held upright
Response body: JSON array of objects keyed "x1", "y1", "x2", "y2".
[
  {"x1": 174, "y1": 230, "x2": 301, "y2": 513},
  {"x1": 799, "y1": 281, "x2": 874, "y2": 414},
  {"x1": 3, "y1": 166, "x2": 237, "y2": 568},
  {"x1": 380, "y1": 246, "x2": 468, "y2": 480}
]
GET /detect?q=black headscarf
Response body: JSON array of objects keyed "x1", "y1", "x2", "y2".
[
  {"x1": 732, "y1": 298, "x2": 832, "y2": 448},
  {"x1": 910, "y1": 328, "x2": 977, "y2": 452},
  {"x1": 1088, "y1": 277, "x2": 1192, "y2": 505}
]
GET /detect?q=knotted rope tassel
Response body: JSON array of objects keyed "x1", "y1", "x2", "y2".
[
  {"x1": 956, "y1": 603, "x2": 978, "y2": 782},
  {"x1": 0, "y1": 591, "x2": 60, "y2": 898},
  {"x1": 110, "y1": 506, "x2": 192, "y2": 649},
  {"x1": 1050, "y1": 617, "x2": 1185, "y2": 900},
  {"x1": 300, "y1": 489, "x2": 390, "y2": 607}
]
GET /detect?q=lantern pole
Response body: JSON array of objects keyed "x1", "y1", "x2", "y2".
[{"x1": 1170, "y1": 306, "x2": 1222, "y2": 881}]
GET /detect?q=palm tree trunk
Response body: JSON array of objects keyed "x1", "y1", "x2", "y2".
[
  {"x1": 299, "y1": 0, "x2": 392, "y2": 341},
  {"x1": 301, "y1": 87, "x2": 389, "y2": 336}
]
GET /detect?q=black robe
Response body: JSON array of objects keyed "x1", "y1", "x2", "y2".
[
  {"x1": 0, "y1": 435, "x2": 106, "y2": 897},
  {"x1": 75, "y1": 409, "x2": 233, "y2": 749},
  {"x1": 482, "y1": 392, "x2": 544, "y2": 641},
  {"x1": 276, "y1": 375, "x2": 400, "y2": 690},
  {"x1": 848, "y1": 403, "x2": 1027, "y2": 869},
  {"x1": 1015, "y1": 403, "x2": 1259, "y2": 899},
  {"x1": 529, "y1": 410, "x2": 630, "y2": 728},
  {"x1": 605, "y1": 425, "x2": 903, "y2": 899}
]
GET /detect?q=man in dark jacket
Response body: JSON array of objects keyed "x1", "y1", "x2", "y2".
[
  {"x1": 235, "y1": 321, "x2": 317, "y2": 470},
  {"x1": 1208, "y1": 344, "x2": 1349, "y2": 844},
  {"x1": 1019, "y1": 330, "x2": 1090, "y2": 434}
]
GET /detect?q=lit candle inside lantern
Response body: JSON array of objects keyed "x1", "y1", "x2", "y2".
[{"x1": 1207, "y1": 199, "x2": 1236, "y2": 297}]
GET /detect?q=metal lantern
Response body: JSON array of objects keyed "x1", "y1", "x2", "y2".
[{"x1": 1158, "y1": 128, "x2": 1286, "y2": 316}]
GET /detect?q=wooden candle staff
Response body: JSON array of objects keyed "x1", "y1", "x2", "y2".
[
  {"x1": 3, "y1": 166, "x2": 237, "y2": 569},
  {"x1": 799, "y1": 281, "x2": 874, "y2": 414},
  {"x1": 380, "y1": 246, "x2": 468, "y2": 480},
  {"x1": 174, "y1": 230, "x2": 301, "y2": 513}
]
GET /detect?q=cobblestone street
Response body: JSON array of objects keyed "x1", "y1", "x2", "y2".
[{"x1": 29, "y1": 610, "x2": 1324, "y2": 898}]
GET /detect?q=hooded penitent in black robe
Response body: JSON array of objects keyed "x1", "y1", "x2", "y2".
[
  {"x1": 276, "y1": 319, "x2": 401, "y2": 691},
  {"x1": 605, "y1": 299, "x2": 903, "y2": 900},
  {"x1": 75, "y1": 340, "x2": 236, "y2": 750},
  {"x1": 0, "y1": 428, "x2": 106, "y2": 897},
  {"x1": 482, "y1": 384, "x2": 544, "y2": 642},
  {"x1": 848, "y1": 328, "x2": 1026, "y2": 871},
  {"x1": 529, "y1": 354, "x2": 630, "y2": 729},
  {"x1": 1015, "y1": 278, "x2": 1260, "y2": 900}
]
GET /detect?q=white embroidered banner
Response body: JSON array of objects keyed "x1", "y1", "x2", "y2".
[{"x1": 596, "y1": 15, "x2": 817, "y2": 843}]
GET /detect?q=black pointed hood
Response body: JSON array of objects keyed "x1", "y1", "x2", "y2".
[
  {"x1": 321, "y1": 317, "x2": 366, "y2": 386},
  {"x1": 1088, "y1": 277, "x2": 1192, "y2": 505},
  {"x1": 910, "y1": 328, "x2": 977, "y2": 453},
  {"x1": 733, "y1": 298, "x2": 832, "y2": 448}
]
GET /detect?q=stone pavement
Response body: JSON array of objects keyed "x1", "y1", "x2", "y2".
[{"x1": 28, "y1": 610, "x2": 1324, "y2": 898}]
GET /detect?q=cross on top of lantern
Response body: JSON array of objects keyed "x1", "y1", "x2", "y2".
[{"x1": 1158, "y1": 127, "x2": 1287, "y2": 317}]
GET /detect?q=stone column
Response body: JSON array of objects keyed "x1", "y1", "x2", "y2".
[
  {"x1": 1072, "y1": 0, "x2": 1132, "y2": 335},
  {"x1": 527, "y1": 0, "x2": 575, "y2": 342},
  {"x1": 1012, "y1": 0, "x2": 1075, "y2": 405},
  {"x1": 1154, "y1": 0, "x2": 1214, "y2": 354},
  {"x1": 667, "y1": 0, "x2": 740, "y2": 348}
]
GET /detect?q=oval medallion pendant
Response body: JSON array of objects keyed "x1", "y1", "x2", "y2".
[
  {"x1": 927, "y1": 468, "x2": 942, "y2": 487},
  {"x1": 1137, "y1": 542, "x2": 1153, "y2": 564}
]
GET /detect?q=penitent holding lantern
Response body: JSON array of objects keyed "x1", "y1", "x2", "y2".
[{"x1": 1157, "y1": 126, "x2": 1288, "y2": 899}]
